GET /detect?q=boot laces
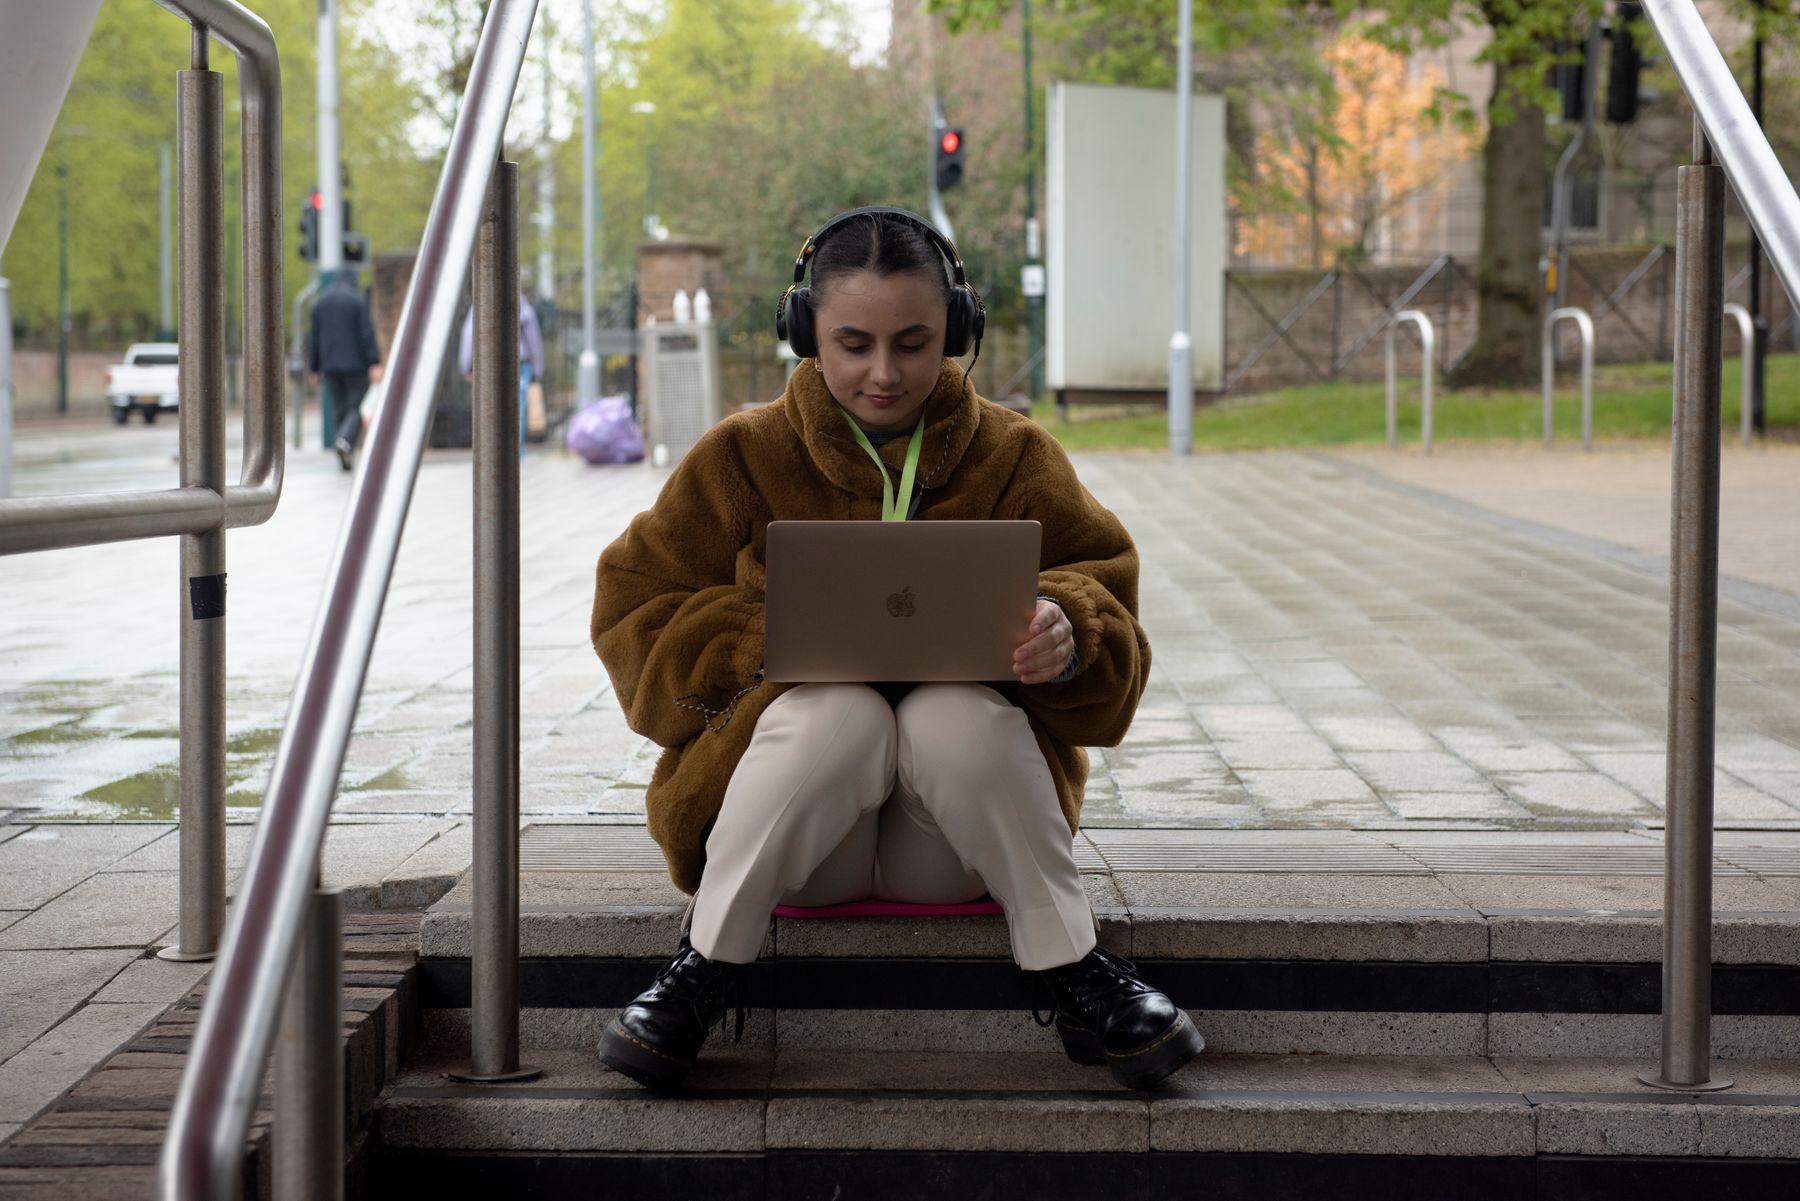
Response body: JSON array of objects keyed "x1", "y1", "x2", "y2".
[{"x1": 658, "y1": 946, "x2": 748, "y2": 1044}]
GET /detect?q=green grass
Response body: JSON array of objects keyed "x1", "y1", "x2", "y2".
[{"x1": 1033, "y1": 354, "x2": 1800, "y2": 453}]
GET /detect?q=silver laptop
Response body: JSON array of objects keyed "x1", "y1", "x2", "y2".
[{"x1": 764, "y1": 520, "x2": 1042, "y2": 682}]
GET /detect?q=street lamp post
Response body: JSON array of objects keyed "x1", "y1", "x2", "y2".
[
  {"x1": 631, "y1": 101, "x2": 658, "y2": 239},
  {"x1": 578, "y1": 0, "x2": 600, "y2": 403},
  {"x1": 1023, "y1": 0, "x2": 1043, "y2": 405},
  {"x1": 58, "y1": 157, "x2": 69, "y2": 416}
]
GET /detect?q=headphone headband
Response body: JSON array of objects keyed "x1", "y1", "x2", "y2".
[{"x1": 791, "y1": 205, "x2": 967, "y2": 288}]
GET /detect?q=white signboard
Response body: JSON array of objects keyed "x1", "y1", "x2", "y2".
[
  {"x1": 1046, "y1": 82, "x2": 1226, "y2": 393},
  {"x1": 1020, "y1": 263, "x2": 1046, "y2": 298}
]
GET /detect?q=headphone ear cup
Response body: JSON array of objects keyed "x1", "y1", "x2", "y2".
[
  {"x1": 943, "y1": 287, "x2": 978, "y2": 358},
  {"x1": 781, "y1": 286, "x2": 818, "y2": 358}
]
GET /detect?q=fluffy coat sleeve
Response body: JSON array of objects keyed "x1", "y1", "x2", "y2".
[
  {"x1": 996, "y1": 426, "x2": 1149, "y2": 748},
  {"x1": 590, "y1": 424, "x2": 768, "y2": 748}
]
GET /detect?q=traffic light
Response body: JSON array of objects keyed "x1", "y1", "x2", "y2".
[
  {"x1": 297, "y1": 188, "x2": 322, "y2": 262},
  {"x1": 1606, "y1": 2, "x2": 1651, "y2": 124},
  {"x1": 935, "y1": 127, "x2": 964, "y2": 192},
  {"x1": 1551, "y1": 40, "x2": 1588, "y2": 123}
]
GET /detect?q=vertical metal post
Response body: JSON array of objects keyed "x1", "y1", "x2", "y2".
[
  {"x1": 160, "y1": 31, "x2": 226, "y2": 964},
  {"x1": 274, "y1": 887, "x2": 343, "y2": 1201},
  {"x1": 160, "y1": 142, "x2": 174, "y2": 340},
  {"x1": 1641, "y1": 125, "x2": 1731, "y2": 1093},
  {"x1": 1749, "y1": 9, "x2": 1767, "y2": 436},
  {"x1": 577, "y1": 0, "x2": 599, "y2": 404},
  {"x1": 1723, "y1": 304, "x2": 1753, "y2": 449},
  {"x1": 1167, "y1": 0, "x2": 1194, "y2": 455},
  {"x1": 316, "y1": 0, "x2": 343, "y2": 274},
  {"x1": 57, "y1": 158, "x2": 69, "y2": 416},
  {"x1": 1023, "y1": 0, "x2": 1044, "y2": 404},
  {"x1": 1329, "y1": 271, "x2": 1341, "y2": 373},
  {"x1": 1, "y1": 277, "x2": 13, "y2": 500},
  {"x1": 448, "y1": 158, "x2": 538, "y2": 1085}
]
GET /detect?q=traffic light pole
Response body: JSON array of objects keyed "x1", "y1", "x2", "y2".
[
  {"x1": 316, "y1": 0, "x2": 343, "y2": 276},
  {"x1": 928, "y1": 95, "x2": 956, "y2": 244}
]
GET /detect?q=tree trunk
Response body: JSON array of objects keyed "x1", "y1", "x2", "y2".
[{"x1": 1448, "y1": 60, "x2": 1546, "y2": 388}]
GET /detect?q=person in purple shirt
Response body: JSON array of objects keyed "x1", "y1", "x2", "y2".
[{"x1": 459, "y1": 290, "x2": 546, "y2": 452}]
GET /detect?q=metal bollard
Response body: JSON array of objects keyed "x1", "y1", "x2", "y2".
[
  {"x1": 1641, "y1": 126, "x2": 1731, "y2": 1094},
  {"x1": 1722, "y1": 303, "x2": 1753, "y2": 449},
  {"x1": 1383, "y1": 310, "x2": 1435, "y2": 453},
  {"x1": 1541, "y1": 307, "x2": 1595, "y2": 452},
  {"x1": 161, "y1": 29, "x2": 227, "y2": 964},
  {"x1": 448, "y1": 157, "x2": 538, "y2": 1085},
  {"x1": 274, "y1": 887, "x2": 343, "y2": 1201}
]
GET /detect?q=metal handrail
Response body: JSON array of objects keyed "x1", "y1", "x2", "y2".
[
  {"x1": 1723, "y1": 302, "x2": 1753, "y2": 448},
  {"x1": 1633, "y1": 0, "x2": 1800, "y2": 1096},
  {"x1": 156, "y1": 2, "x2": 540, "y2": 1197},
  {"x1": 0, "y1": 0, "x2": 283, "y2": 555},
  {"x1": 1383, "y1": 309, "x2": 1435, "y2": 453},
  {"x1": 1643, "y1": 1, "x2": 1800, "y2": 308},
  {"x1": 1542, "y1": 307, "x2": 1595, "y2": 451}
]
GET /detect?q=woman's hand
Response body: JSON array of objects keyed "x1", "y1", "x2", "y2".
[{"x1": 1013, "y1": 598, "x2": 1074, "y2": 685}]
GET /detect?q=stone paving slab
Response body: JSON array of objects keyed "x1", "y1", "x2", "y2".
[
  {"x1": 0, "y1": 951, "x2": 140, "y2": 1062},
  {"x1": 0, "y1": 872, "x2": 182, "y2": 951},
  {"x1": 0, "y1": 1003, "x2": 165, "y2": 1124}
]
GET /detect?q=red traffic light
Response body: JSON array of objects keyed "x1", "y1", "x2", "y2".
[
  {"x1": 310, "y1": 190, "x2": 324, "y2": 210},
  {"x1": 939, "y1": 130, "x2": 960, "y2": 154}
]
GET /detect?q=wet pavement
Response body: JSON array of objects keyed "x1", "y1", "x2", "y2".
[{"x1": 3, "y1": 409, "x2": 1799, "y2": 1133}]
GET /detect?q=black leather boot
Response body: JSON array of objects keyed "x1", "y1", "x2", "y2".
[
  {"x1": 1037, "y1": 947, "x2": 1204, "y2": 1090},
  {"x1": 597, "y1": 938, "x2": 744, "y2": 1091}
]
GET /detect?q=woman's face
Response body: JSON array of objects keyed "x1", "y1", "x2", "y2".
[{"x1": 812, "y1": 268, "x2": 947, "y2": 432}]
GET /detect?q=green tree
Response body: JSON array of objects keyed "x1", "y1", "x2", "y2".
[{"x1": 933, "y1": 0, "x2": 1795, "y2": 386}]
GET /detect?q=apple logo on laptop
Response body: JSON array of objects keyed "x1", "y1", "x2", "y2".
[{"x1": 886, "y1": 586, "x2": 916, "y2": 618}]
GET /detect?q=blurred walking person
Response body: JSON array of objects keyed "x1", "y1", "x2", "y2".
[
  {"x1": 307, "y1": 268, "x2": 383, "y2": 471},
  {"x1": 459, "y1": 289, "x2": 546, "y2": 453}
]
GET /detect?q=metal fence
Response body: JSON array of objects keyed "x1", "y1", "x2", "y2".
[{"x1": 1224, "y1": 242, "x2": 1798, "y2": 395}]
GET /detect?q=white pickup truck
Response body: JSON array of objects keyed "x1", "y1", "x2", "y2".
[{"x1": 106, "y1": 342, "x2": 180, "y2": 424}]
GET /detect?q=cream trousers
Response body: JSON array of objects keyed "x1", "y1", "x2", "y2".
[{"x1": 685, "y1": 682, "x2": 1099, "y2": 971}]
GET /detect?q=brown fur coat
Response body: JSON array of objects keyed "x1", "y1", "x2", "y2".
[{"x1": 590, "y1": 358, "x2": 1150, "y2": 893}]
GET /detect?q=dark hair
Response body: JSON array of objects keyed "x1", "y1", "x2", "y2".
[{"x1": 809, "y1": 212, "x2": 954, "y2": 308}]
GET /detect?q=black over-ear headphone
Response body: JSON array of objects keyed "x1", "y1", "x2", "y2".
[{"x1": 776, "y1": 205, "x2": 985, "y2": 361}]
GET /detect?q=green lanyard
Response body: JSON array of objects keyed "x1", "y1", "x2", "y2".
[{"x1": 843, "y1": 410, "x2": 925, "y2": 522}]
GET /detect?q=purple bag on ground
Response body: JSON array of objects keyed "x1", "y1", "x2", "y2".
[{"x1": 567, "y1": 394, "x2": 644, "y2": 464}]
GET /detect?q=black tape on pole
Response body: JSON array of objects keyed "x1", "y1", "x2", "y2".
[{"x1": 188, "y1": 573, "x2": 227, "y2": 621}]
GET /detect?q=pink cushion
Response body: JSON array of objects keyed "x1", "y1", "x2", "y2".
[{"x1": 772, "y1": 898, "x2": 1003, "y2": 919}]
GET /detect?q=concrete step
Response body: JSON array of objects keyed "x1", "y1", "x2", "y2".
[
  {"x1": 416, "y1": 832, "x2": 1800, "y2": 1058},
  {"x1": 371, "y1": 1046, "x2": 1800, "y2": 1199}
]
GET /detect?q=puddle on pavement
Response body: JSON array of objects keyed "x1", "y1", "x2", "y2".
[
  {"x1": 353, "y1": 767, "x2": 418, "y2": 792},
  {"x1": 9, "y1": 722, "x2": 95, "y2": 746},
  {"x1": 78, "y1": 766, "x2": 182, "y2": 820},
  {"x1": 56, "y1": 729, "x2": 282, "y2": 820},
  {"x1": 227, "y1": 728, "x2": 283, "y2": 756}
]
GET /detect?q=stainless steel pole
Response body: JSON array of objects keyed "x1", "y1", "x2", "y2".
[
  {"x1": 1, "y1": 277, "x2": 13, "y2": 501},
  {"x1": 577, "y1": 0, "x2": 599, "y2": 402},
  {"x1": 448, "y1": 159, "x2": 538, "y2": 1084},
  {"x1": 316, "y1": 0, "x2": 343, "y2": 274},
  {"x1": 1167, "y1": 0, "x2": 1193, "y2": 455},
  {"x1": 161, "y1": 141, "x2": 175, "y2": 339},
  {"x1": 273, "y1": 887, "x2": 343, "y2": 1201},
  {"x1": 1642, "y1": 122, "x2": 1731, "y2": 1093},
  {"x1": 162, "y1": 32, "x2": 227, "y2": 964}
]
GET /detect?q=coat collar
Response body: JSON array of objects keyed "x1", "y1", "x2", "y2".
[{"x1": 780, "y1": 357, "x2": 981, "y2": 496}]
